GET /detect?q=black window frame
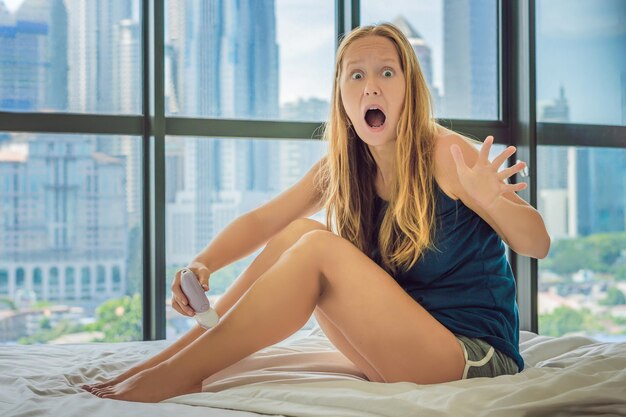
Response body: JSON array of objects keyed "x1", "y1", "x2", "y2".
[{"x1": 1, "y1": 0, "x2": 624, "y2": 340}]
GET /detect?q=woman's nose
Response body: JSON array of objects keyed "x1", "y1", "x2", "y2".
[{"x1": 364, "y1": 80, "x2": 380, "y2": 96}]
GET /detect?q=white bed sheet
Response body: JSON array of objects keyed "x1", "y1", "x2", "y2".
[{"x1": 1, "y1": 328, "x2": 625, "y2": 417}]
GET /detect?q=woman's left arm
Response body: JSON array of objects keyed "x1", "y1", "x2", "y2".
[
  {"x1": 478, "y1": 191, "x2": 551, "y2": 259},
  {"x1": 444, "y1": 135, "x2": 551, "y2": 259}
]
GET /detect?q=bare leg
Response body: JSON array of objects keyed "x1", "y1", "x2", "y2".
[
  {"x1": 82, "y1": 325, "x2": 206, "y2": 392},
  {"x1": 84, "y1": 218, "x2": 328, "y2": 392},
  {"x1": 92, "y1": 230, "x2": 465, "y2": 402}
]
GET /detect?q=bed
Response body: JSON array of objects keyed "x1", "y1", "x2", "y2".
[{"x1": 2, "y1": 326, "x2": 625, "y2": 417}]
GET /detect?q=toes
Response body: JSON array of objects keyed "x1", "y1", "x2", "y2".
[
  {"x1": 100, "y1": 388, "x2": 115, "y2": 399},
  {"x1": 83, "y1": 382, "x2": 107, "y2": 393},
  {"x1": 94, "y1": 388, "x2": 107, "y2": 398}
]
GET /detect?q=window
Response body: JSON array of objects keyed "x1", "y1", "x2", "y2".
[
  {"x1": 536, "y1": 0, "x2": 626, "y2": 126},
  {"x1": 66, "y1": 267, "x2": 75, "y2": 300},
  {"x1": 362, "y1": 0, "x2": 499, "y2": 120},
  {"x1": 2, "y1": 0, "x2": 620, "y2": 342},
  {"x1": 81, "y1": 267, "x2": 90, "y2": 299},
  {"x1": 164, "y1": 0, "x2": 334, "y2": 122},
  {"x1": 164, "y1": 136, "x2": 326, "y2": 339},
  {"x1": 0, "y1": 269, "x2": 8, "y2": 294},
  {"x1": 536, "y1": 0, "x2": 626, "y2": 340},
  {"x1": 49, "y1": 267, "x2": 59, "y2": 300},
  {"x1": 0, "y1": 0, "x2": 141, "y2": 114},
  {"x1": 0, "y1": 132, "x2": 143, "y2": 344},
  {"x1": 537, "y1": 146, "x2": 626, "y2": 340}
]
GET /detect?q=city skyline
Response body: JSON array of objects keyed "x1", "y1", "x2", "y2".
[
  {"x1": 0, "y1": 0, "x2": 624, "y2": 344},
  {"x1": 2, "y1": 0, "x2": 625, "y2": 124}
]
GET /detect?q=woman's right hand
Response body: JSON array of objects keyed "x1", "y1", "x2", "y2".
[{"x1": 170, "y1": 261, "x2": 212, "y2": 317}]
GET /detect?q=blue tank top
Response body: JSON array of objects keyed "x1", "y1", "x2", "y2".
[{"x1": 371, "y1": 181, "x2": 524, "y2": 371}]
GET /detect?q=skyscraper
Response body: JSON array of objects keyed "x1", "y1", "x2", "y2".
[
  {"x1": 392, "y1": 15, "x2": 440, "y2": 109},
  {"x1": 65, "y1": 0, "x2": 133, "y2": 113},
  {"x1": 0, "y1": 137, "x2": 128, "y2": 304},
  {"x1": 537, "y1": 86, "x2": 570, "y2": 239},
  {"x1": 538, "y1": 86, "x2": 570, "y2": 189},
  {"x1": 572, "y1": 148, "x2": 626, "y2": 236},
  {"x1": 165, "y1": 0, "x2": 280, "y2": 254},
  {"x1": 0, "y1": 2, "x2": 17, "y2": 110},
  {"x1": 0, "y1": 0, "x2": 67, "y2": 111},
  {"x1": 533, "y1": 84, "x2": 626, "y2": 238},
  {"x1": 443, "y1": 0, "x2": 497, "y2": 119},
  {"x1": 620, "y1": 71, "x2": 626, "y2": 126},
  {"x1": 111, "y1": 19, "x2": 141, "y2": 227},
  {"x1": 0, "y1": 1, "x2": 133, "y2": 311}
]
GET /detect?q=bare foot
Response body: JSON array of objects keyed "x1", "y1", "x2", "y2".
[
  {"x1": 82, "y1": 376, "x2": 125, "y2": 393},
  {"x1": 89, "y1": 363, "x2": 202, "y2": 402},
  {"x1": 82, "y1": 366, "x2": 144, "y2": 393}
]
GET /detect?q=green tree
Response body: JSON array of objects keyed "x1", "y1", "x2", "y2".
[
  {"x1": 19, "y1": 319, "x2": 83, "y2": 344},
  {"x1": 539, "y1": 306, "x2": 601, "y2": 337},
  {"x1": 92, "y1": 294, "x2": 142, "y2": 342},
  {"x1": 541, "y1": 238, "x2": 590, "y2": 275},
  {"x1": 0, "y1": 297, "x2": 16, "y2": 310},
  {"x1": 541, "y1": 232, "x2": 626, "y2": 276},
  {"x1": 40, "y1": 316, "x2": 52, "y2": 330},
  {"x1": 600, "y1": 287, "x2": 626, "y2": 306}
]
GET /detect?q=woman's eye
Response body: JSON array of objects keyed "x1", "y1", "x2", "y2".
[
  {"x1": 383, "y1": 69, "x2": 394, "y2": 77},
  {"x1": 351, "y1": 72, "x2": 363, "y2": 80}
]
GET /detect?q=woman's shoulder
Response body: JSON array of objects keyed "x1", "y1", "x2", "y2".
[
  {"x1": 432, "y1": 125, "x2": 480, "y2": 199},
  {"x1": 433, "y1": 125, "x2": 476, "y2": 157}
]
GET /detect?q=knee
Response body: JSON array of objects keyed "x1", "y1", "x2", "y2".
[
  {"x1": 266, "y1": 218, "x2": 327, "y2": 250},
  {"x1": 281, "y1": 218, "x2": 327, "y2": 241},
  {"x1": 294, "y1": 229, "x2": 336, "y2": 253}
]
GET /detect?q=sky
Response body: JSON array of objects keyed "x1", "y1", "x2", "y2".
[
  {"x1": 275, "y1": 0, "x2": 444, "y2": 104},
  {"x1": 2, "y1": 0, "x2": 21, "y2": 12},
  {"x1": 3, "y1": 0, "x2": 443, "y2": 106},
  {"x1": 275, "y1": 0, "x2": 336, "y2": 104},
  {"x1": 536, "y1": 0, "x2": 626, "y2": 125}
]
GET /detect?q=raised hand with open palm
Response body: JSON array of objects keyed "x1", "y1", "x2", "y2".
[{"x1": 450, "y1": 136, "x2": 528, "y2": 210}]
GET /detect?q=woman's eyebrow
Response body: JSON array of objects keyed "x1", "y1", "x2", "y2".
[{"x1": 344, "y1": 58, "x2": 399, "y2": 68}]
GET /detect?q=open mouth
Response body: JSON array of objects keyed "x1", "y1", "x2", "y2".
[{"x1": 364, "y1": 108, "x2": 386, "y2": 128}]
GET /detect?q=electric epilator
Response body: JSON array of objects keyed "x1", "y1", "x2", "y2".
[{"x1": 180, "y1": 268, "x2": 219, "y2": 329}]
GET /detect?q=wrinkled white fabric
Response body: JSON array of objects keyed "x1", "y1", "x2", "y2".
[{"x1": 2, "y1": 327, "x2": 625, "y2": 417}]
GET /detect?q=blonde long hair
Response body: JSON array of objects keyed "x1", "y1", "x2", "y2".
[{"x1": 315, "y1": 23, "x2": 438, "y2": 275}]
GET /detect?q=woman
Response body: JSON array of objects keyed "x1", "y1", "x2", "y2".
[{"x1": 83, "y1": 23, "x2": 550, "y2": 402}]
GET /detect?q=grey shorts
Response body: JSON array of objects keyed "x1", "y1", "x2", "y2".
[{"x1": 455, "y1": 334, "x2": 519, "y2": 379}]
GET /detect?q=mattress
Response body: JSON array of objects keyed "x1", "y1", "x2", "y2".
[{"x1": 2, "y1": 327, "x2": 625, "y2": 417}]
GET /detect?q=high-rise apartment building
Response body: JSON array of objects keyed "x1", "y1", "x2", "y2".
[
  {"x1": 165, "y1": 0, "x2": 280, "y2": 255},
  {"x1": 0, "y1": 137, "x2": 128, "y2": 305},
  {"x1": 443, "y1": 0, "x2": 497, "y2": 119},
  {"x1": 0, "y1": 1, "x2": 132, "y2": 311},
  {"x1": 0, "y1": 0, "x2": 67, "y2": 111},
  {"x1": 537, "y1": 86, "x2": 626, "y2": 238},
  {"x1": 392, "y1": 16, "x2": 441, "y2": 110}
]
